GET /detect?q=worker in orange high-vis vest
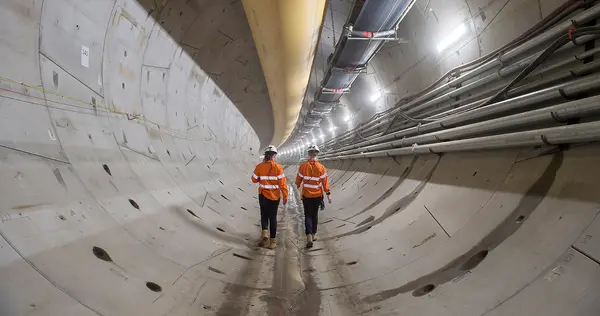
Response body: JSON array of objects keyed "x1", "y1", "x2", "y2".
[
  {"x1": 296, "y1": 144, "x2": 331, "y2": 249},
  {"x1": 252, "y1": 145, "x2": 288, "y2": 250}
]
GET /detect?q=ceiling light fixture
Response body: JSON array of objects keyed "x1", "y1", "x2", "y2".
[
  {"x1": 437, "y1": 23, "x2": 467, "y2": 52},
  {"x1": 370, "y1": 90, "x2": 383, "y2": 102}
]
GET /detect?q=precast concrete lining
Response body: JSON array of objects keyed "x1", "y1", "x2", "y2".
[{"x1": 2, "y1": 0, "x2": 600, "y2": 315}]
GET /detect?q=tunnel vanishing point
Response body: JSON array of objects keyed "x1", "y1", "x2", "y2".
[{"x1": 1, "y1": 0, "x2": 600, "y2": 315}]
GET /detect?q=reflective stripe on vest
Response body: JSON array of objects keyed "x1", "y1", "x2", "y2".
[
  {"x1": 297, "y1": 173, "x2": 321, "y2": 181},
  {"x1": 259, "y1": 184, "x2": 280, "y2": 189},
  {"x1": 303, "y1": 183, "x2": 322, "y2": 189},
  {"x1": 258, "y1": 174, "x2": 285, "y2": 180}
]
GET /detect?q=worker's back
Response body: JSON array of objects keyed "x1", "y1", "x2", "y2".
[
  {"x1": 252, "y1": 160, "x2": 288, "y2": 201},
  {"x1": 296, "y1": 160, "x2": 330, "y2": 198}
]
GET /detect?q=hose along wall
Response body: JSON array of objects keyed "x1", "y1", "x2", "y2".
[
  {"x1": 317, "y1": 0, "x2": 600, "y2": 153},
  {"x1": 316, "y1": 2, "x2": 600, "y2": 160}
]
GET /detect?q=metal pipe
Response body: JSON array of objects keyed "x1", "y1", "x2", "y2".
[
  {"x1": 320, "y1": 73, "x2": 600, "y2": 157},
  {"x1": 327, "y1": 48, "x2": 600, "y2": 150},
  {"x1": 350, "y1": 35, "x2": 599, "y2": 136},
  {"x1": 325, "y1": 95, "x2": 600, "y2": 156},
  {"x1": 418, "y1": 56, "x2": 600, "y2": 122},
  {"x1": 319, "y1": 4, "x2": 600, "y2": 148},
  {"x1": 321, "y1": 120, "x2": 600, "y2": 161}
]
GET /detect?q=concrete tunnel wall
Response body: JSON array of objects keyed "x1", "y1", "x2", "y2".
[{"x1": 2, "y1": 1, "x2": 600, "y2": 316}]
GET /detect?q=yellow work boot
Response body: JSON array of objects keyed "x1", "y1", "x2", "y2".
[
  {"x1": 268, "y1": 238, "x2": 277, "y2": 250},
  {"x1": 258, "y1": 229, "x2": 269, "y2": 247},
  {"x1": 306, "y1": 234, "x2": 313, "y2": 249}
]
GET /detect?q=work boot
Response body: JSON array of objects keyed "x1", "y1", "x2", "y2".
[
  {"x1": 268, "y1": 238, "x2": 277, "y2": 250},
  {"x1": 312, "y1": 234, "x2": 317, "y2": 241},
  {"x1": 258, "y1": 229, "x2": 269, "y2": 247},
  {"x1": 306, "y1": 234, "x2": 314, "y2": 249}
]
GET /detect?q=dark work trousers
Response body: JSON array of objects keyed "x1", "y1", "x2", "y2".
[
  {"x1": 259, "y1": 194, "x2": 280, "y2": 238},
  {"x1": 303, "y1": 196, "x2": 322, "y2": 235}
]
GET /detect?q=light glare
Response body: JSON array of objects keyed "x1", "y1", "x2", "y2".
[
  {"x1": 370, "y1": 90, "x2": 382, "y2": 102},
  {"x1": 437, "y1": 23, "x2": 467, "y2": 52}
]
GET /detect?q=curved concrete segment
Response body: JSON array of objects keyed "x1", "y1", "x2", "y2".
[{"x1": 2, "y1": 0, "x2": 600, "y2": 315}]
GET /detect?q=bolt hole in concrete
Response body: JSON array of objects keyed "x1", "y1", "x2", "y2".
[
  {"x1": 233, "y1": 253, "x2": 252, "y2": 260},
  {"x1": 460, "y1": 250, "x2": 489, "y2": 271},
  {"x1": 102, "y1": 164, "x2": 112, "y2": 176},
  {"x1": 346, "y1": 261, "x2": 358, "y2": 266},
  {"x1": 128, "y1": 199, "x2": 140, "y2": 210},
  {"x1": 187, "y1": 209, "x2": 200, "y2": 219},
  {"x1": 241, "y1": 206, "x2": 247, "y2": 210},
  {"x1": 166, "y1": 149, "x2": 171, "y2": 156},
  {"x1": 159, "y1": 226, "x2": 165, "y2": 230},
  {"x1": 146, "y1": 282, "x2": 162, "y2": 292},
  {"x1": 58, "y1": 215, "x2": 66, "y2": 221},
  {"x1": 208, "y1": 266, "x2": 226, "y2": 275},
  {"x1": 216, "y1": 227, "x2": 225, "y2": 232},
  {"x1": 124, "y1": 50, "x2": 127, "y2": 57},
  {"x1": 92, "y1": 246, "x2": 113, "y2": 262},
  {"x1": 121, "y1": 83, "x2": 125, "y2": 89},
  {"x1": 412, "y1": 284, "x2": 436, "y2": 297},
  {"x1": 516, "y1": 215, "x2": 525, "y2": 223}
]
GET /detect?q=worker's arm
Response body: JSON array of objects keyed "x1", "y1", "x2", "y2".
[
  {"x1": 252, "y1": 165, "x2": 260, "y2": 183},
  {"x1": 295, "y1": 164, "x2": 303, "y2": 188},
  {"x1": 321, "y1": 165, "x2": 331, "y2": 195},
  {"x1": 320, "y1": 165, "x2": 331, "y2": 203},
  {"x1": 279, "y1": 167, "x2": 289, "y2": 203}
]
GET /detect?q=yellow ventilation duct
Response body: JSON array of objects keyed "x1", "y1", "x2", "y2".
[{"x1": 242, "y1": 0, "x2": 327, "y2": 146}]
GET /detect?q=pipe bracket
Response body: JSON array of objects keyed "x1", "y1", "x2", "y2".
[
  {"x1": 550, "y1": 111, "x2": 568, "y2": 123},
  {"x1": 558, "y1": 88, "x2": 576, "y2": 100},
  {"x1": 541, "y1": 134, "x2": 554, "y2": 146}
]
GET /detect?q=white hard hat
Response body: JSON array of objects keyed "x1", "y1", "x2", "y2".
[
  {"x1": 307, "y1": 144, "x2": 320, "y2": 153},
  {"x1": 264, "y1": 145, "x2": 278, "y2": 154}
]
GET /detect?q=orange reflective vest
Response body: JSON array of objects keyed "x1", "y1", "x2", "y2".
[
  {"x1": 252, "y1": 160, "x2": 288, "y2": 201},
  {"x1": 295, "y1": 160, "x2": 330, "y2": 198}
]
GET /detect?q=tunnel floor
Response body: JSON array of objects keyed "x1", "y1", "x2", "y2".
[{"x1": 215, "y1": 178, "x2": 360, "y2": 315}]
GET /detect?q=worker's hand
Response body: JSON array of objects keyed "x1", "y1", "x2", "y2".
[{"x1": 283, "y1": 198, "x2": 288, "y2": 205}]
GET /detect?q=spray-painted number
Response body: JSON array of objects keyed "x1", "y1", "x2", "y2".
[
  {"x1": 81, "y1": 45, "x2": 90, "y2": 68},
  {"x1": 581, "y1": 234, "x2": 593, "y2": 244}
]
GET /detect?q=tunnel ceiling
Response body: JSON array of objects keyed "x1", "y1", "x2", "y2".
[{"x1": 280, "y1": 0, "x2": 569, "y2": 153}]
